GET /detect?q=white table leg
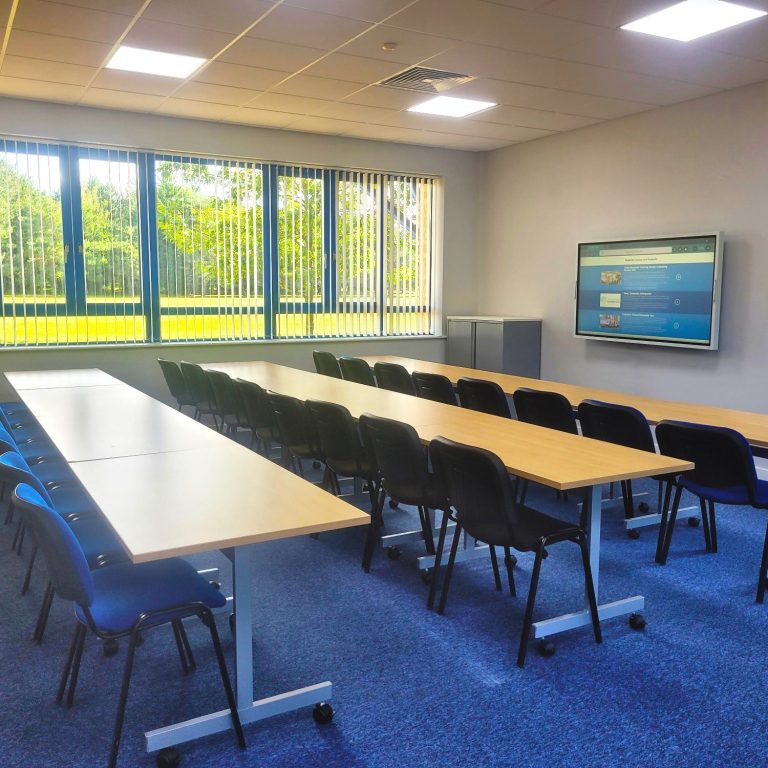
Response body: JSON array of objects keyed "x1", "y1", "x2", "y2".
[
  {"x1": 144, "y1": 543, "x2": 333, "y2": 753},
  {"x1": 532, "y1": 484, "x2": 644, "y2": 639}
]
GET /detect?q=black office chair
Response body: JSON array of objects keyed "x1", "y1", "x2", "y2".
[
  {"x1": 578, "y1": 399, "x2": 670, "y2": 527},
  {"x1": 339, "y1": 357, "x2": 376, "y2": 387},
  {"x1": 373, "y1": 362, "x2": 416, "y2": 395},
  {"x1": 207, "y1": 370, "x2": 249, "y2": 437},
  {"x1": 358, "y1": 413, "x2": 448, "y2": 574},
  {"x1": 179, "y1": 361, "x2": 219, "y2": 428},
  {"x1": 234, "y1": 379, "x2": 279, "y2": 456},
  {"x1": 655, "y1": 421, "x2": 768, "y2": 603},
  {"x1": 306, "y1": 400, "x2": 378, "y2": 505},
  {"x1": 430, "y1": 436, "x2": 601, "y2": 667},
  {"x1": 313, "y1": 350, "x2": 343, "y2": 379},
  {"x1": 412, "y1": 371, "x2": 457, "y2": 406},
  {"x1": 268, "y1": 392, "x2": 323, "y2": 477},
  {"x1": 157, "y1": 358, "x2": 195, "y2": 412},
  {"x1": 457, "y1": 377, "x2": 511, "y2": 418}
]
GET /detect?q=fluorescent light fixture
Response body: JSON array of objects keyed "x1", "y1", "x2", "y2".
[
  {"x1": 621, "y1": 0, "x2": 766, "y2": 42},
  {"x1": 106, "y1": 45, "x2": 206, "y2": 78},
  {"x1": 408, "y1": 96, "x2": 496, "y2": 118}
]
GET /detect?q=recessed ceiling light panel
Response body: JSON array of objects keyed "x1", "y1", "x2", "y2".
[
  {"x1": 408, "y1": 96, "x2": 496, "y2": 118},
  {"x1": 621, "y1": 0, "x2": 766, "y2": 42},
  {"x1": 106, "y1": 45, "x2": 206, "y2": 78}
]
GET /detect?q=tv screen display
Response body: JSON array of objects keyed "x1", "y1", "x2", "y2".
[{"x1": 575, "y1": 233, "x2": 723, "y2": 350}]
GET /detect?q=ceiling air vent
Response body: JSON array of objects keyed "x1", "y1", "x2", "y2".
[{"x1": 379, "y1": 66, "x2": 474, "y2": 94}]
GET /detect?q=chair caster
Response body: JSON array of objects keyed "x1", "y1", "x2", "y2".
[
  {"x1": 628, "y1": 529, "x2": 640, "y2": 540},
  {"x1": 420, "y1": 568, "x2": 432, "y2": 585},
  {"x1": 629, "y1": 612, "x2": 646, "y2": 630},
  {"x1": 541, "y1": 549, "x2": 549, "y2": 559},
  {"x1": 312, "y1": 461, "x2": 321, "y2": 469},
  {"x1": 229, "y1": 613, "x2": 236, "y2": 633},
  {"x1": 688, "y1": 517, "x2": 700, "y2": 527},
  {"x1": 156, "y1": 747, "x2": 181, "y2": 767},
  {"x1": 386, "y1": 546, "x2": 401, "y2": 560},
  {"x1": 389, "y1": 499, "x2": 399, "y2": 509},
  {"x1": 537, "y1": 639, "x2": 556, "y2": 657},
  {"x1": 135, "y1": 632, "x2": 145, "y2": 647},
  {"x1": 638, "y1": 501, "x2": 650, "y2": 513},
  {"x1": 313, "y1": 702, "x2": 334, "y2": 724},
  {"x1": 102, "y1": 638, "x2": 119, "y2": 656},
  {"x1": 505, "y1": 555, "x2": 517, "y2": 568}
]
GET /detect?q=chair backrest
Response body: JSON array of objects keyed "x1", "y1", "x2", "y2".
[
  {"x1": 179, "y1": 361, "x2": 214, "y2": 407},
  {"x1": 206, "y1": 370, "x2": 241, "y2": 420},
  {"x1": 373, "y1": 362, "x2": 416, "y2": 396},
  {"x1": 234, "y1": 379, "x2": 275, "y2": 439},
  {"x1": 0, "y1": 424, "x2": 18, "y2": 453},
  {"x1": 313, "y1": 350, "x2": 343, "y2": 379},
  {"x1": 359, "y1": 413, "x2": 433, "y2": 501},
  {"x1": 339, "y1": 357, "x2": 376, "y2": 387},
  {"x1": 457, "y1": 377, "x2": 511, "y2": 418},
  {"x1": 12, "y1": 483, "x2": 94, "y2": 606},
  {"x1": 429, "y1": 436, "x2": 517, "y2": 541},
  {"x1": 306, "y1": 400, "x2": 364, "y2": 468},
  {"x1": 578, "y1": 399, "x2": 655, "y2": 453},
  {"x1": 655, "y1": 420, "x2": 757, "y2": 492},
  {"x1": 268, "y1": 392, "x2": 317, "y2": 451},
  {"x1": 513, "y1": 388, "x2": 577, "y2": 434},
  {"x1": 0, "y1": 451, "x2": 54, "y2": 506},
  {"x1": 412, "y1": 371, "x2": 457, "y2": 406},
  {"x1": 157, "y1": 358, "x2": 189, "y2": 403}
]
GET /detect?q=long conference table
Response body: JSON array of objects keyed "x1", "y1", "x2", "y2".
[
  {"x1": 202, "y1": 360, "x2": 692, "y2": 642},
  {"x1": 4, "y1": 369, "x2": 368, "y2": 756}
]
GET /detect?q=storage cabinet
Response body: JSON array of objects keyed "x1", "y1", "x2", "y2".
[{"x1": 446, "y1": 316, "x2": 541, "y2": 378}]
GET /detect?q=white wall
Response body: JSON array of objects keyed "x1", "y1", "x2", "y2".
[
  {"x1": 0, "y1": 98, "x2": 482, "y2": 403},
  {"x1": 479, "y1": 78, "x2": 768, "y2": 412}
]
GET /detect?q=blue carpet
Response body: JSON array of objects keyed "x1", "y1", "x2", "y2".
[{"x1": 2, "y1": 474, "x2": 767, "y2": 768}]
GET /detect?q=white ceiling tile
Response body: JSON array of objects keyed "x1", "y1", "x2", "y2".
[
  {"x1": 245, "y1": 91, "x2": 335, "y2": 115},
  {"x1": 142, "y1": 0, "x2": 275, "y2": 34},
  {"x1": 534, "y1": 0, "x2": 673, "y2": 27},
  {"x1": 0, "y1": 75, "x2": 86, "y2": 101},
  {"x1": 303, "y1": 52, "x2": 404, "y2": 83},
  {"x1": 155, "y1": 98, "x2": 237, "y2": 120},
  {"x1": 318, "y1": 100, "x2": 398, "y2": 123},
  {"x1": 79, "y1": 87, "x2": 166, "y2": 110},
  {"x1": 342, "y1": 84, "x2": 423, "y2": 110},
  {"x1": 339, "y1": 123, "x2": 410, "y2": 141},
  {"x1": 229, "y1": 106, "x2": 298, "y2": 128},
  {"x1": 247, "y1": 6, "x2": 372, "y2": 50},
  {"x1": 479, "y1": 0, "x2": 552, "y2": 9},
  {"x1": 219, "y1": 37, "x2": 325, "y2": 71},
  {"x1": 338, "y1": 25, "x2": 458, "y2": 64},
  {"x1": 13, "y1": 1, "x2": 132, "y2": 43},
  {"x1": 124, "y1": 18, "x2": 236, "y2": 58},
  {"x1": 194, "y1": 62, "x2": 290, "y2": 91},
  {"x1": 6, "y1": 30, "x2": 112, "y2": 66},
  {"x1": 284, "y1": 115, "x2": 357, "y2": 134},
  {"x1": 282, "y1": 0, "x2": 416, "y2": 23},
  {"x1": 700, "y1": 8, "x2": 768, "y2": 61},
  {"x1": 273, "y1": 74, "x2": 364, "y2": 100},
  {"x1": 173, "y1": 81, "x2": 263, "y2": 106},
  {"x1": 1, "y1": 55, "x2": 97, "y2": 86},
  {"x1": 474, "y1": 104, "x2": 598, "y2": 131},
  {"x1": 44, "y1": 0, "x2": 146, "y2": 11},
  {"x1": 431, "y1": 134, "x2": 510, "y2": 151},
  {"x1": 90, "y1": 69, "x2": 182, "y2": 96}
]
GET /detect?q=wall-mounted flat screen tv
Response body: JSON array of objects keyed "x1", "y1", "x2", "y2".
[{"x1": 575, "y1": 233, "x2": 723, "y2": 350}]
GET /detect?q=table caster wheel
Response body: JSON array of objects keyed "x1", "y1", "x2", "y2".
[
  {"x1": 389, "y1": 499, "x2": 399, "y2": 509},
  {"x1": 102, "y1": 638, "x2": 119, "y2": 657},
  {"x1": 386, "y1": 546, "x2": 401, "y2": 560},
  {"x1": 313, "y1": 702, "x2": 334, "y2": 724},
  {"x1": 638, "y1": 501, "x2": 650, "y2": 513},
  {"x1": 421, "y1": 569, "x2": 432, "y2": 585},
  {"x1": 537, "y1": 639, "x2": 556, "y2": 657},
  {"x1": 629, "y1": 612, "x2": 646, "y2": 631},
  {"x1": 156, "y1": 747, "x2": 181, "y2": 767},
  {"x1": 628, "y1": 529, "x2": 640, "y2": 540},
  {"x1": 688, "y1": 517, "x2": 700, "y2": 527},
  {"x1": 229, "y1": 613, "x2": 236, "y2": 633}
]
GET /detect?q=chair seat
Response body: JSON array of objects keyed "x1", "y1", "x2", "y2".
[
  {"x1": 680, "y1": 477, "x2": 768, "y2": 507},
  {"x1": 328, "y1": 455, "x2": 377, "y2": 481},
  {"x1": 291, "y1": 443, "x2": 321, "y2": 461},
  {"x1": 29, "y1": 461, "x2": 75, "y2": 488},
  {"x1": 385, "y1": 475, "x2": 447, "y2": 509},
  {"x1": 49, "y1": 486, "x2": 100, "y2": 519},
  {"x1": 76, "y1": 559, "x2": 227, "y2": 635},
  {"x1": 69, "y1": 517, "x2": 129, "y2": 568},
  {"x1": 464, "y1": 505, "x2": 579, "y2": 551}
]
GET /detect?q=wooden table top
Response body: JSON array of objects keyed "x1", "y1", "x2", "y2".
[
  {"x1": 71, "y1": 442, "x2": 369, "y2": 563},
  {"x1": 362, "y1": 355, "x2": 768, "y2": 448},
  {"x1": 204, "y1": 360, "x2": 692, "y2": 491},
  {"x1": 5, "y1": 368, "x2": 120, "y2": 390}
]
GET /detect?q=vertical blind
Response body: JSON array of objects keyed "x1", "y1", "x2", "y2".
[{"x1": 0, "y1": 137, "x2": 439, "y2": 347}]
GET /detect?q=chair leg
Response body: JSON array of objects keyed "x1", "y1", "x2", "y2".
[
  {"x1": 708, "y1": 500, "x2": 718, "y2": 553},
  {"x1": 516, "y1": 544, "x2": 545, "y2": 668},
  {"x1": 203, "y1": 610, "x2": 246, "y2": 750},
  {"x1": 427, "y1": 511, "x2": 451, "y2": 610},
  {"x1": 4, "y1": 498, "x2": 14, "y2": 525},
  {"x1": 33, "y1": 581, "x2": 55, "y2": 644},
  {"x1": 362, "y1": 487, "x2": 385, "y2": 573},
  {"x1": 657, "y1": 485, "x2": 683, "y2": 565},
  {"x1": 12, "y1": 518, "x2": 23, "y2": 551},
  {"x1": 655, "y1": 482, "x2": 674, "y2": 562},
  {"x1": 437, "y1": 522, "x2": 463, "y2": 615},
  {"x1": 756, "y1": 520, "x2": 768, "y2": 603},
  {"x1": 504, "y1": 546, "x2": 516, "y2": 597},
  {"x1": 172, "y1": 620, "x2": 192, "y2": 674},
  {"x1": 108, "y1": 629, "x2": 140, "y2": 768},
  {"x1": 178, "y1": 620, "x2": 196, "y2": 670},
  {"x1": 700, "y1": 497, "x2": 712, "y2": 552},
  {"x1": 578, "y1": 532, "x2": 602, "y2": 646},
  {"x1": 489, "y1": 545, "x2": 502, "y2": 591},
  {"x1": 57, "y1": 623, "x2": 86, "y2": 704},
  {"x1": 21, "y1": 543, "x2": 37, "y2": 595},
  {"x1": 65, "y1": 624, "x2": 87, "y2": 708},
  {"x1": 519, "y1": 479, "x2": 529, "y2": 505},
  {"x1": 418, "y1": 506, "x2": 435, "y2": 555}
]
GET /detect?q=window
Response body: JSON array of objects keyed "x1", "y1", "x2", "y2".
[{"x1": 0, "y1": 137, "x2": 439, "y2": 347}]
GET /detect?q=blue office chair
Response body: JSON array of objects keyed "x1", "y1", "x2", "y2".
[
  {"x1": 11, "y1": 483, "x2": 246, "y2": 768},
  {"x1": 655, "y1": 421, "x2": 768, "y2": 603},
  {"x1": 0, "y1": 423, "x2": 73, "y2": 489}
]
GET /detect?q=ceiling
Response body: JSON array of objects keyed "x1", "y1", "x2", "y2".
[{"x1": 1, "y1": 0, "x2": 768, "y2": 151}]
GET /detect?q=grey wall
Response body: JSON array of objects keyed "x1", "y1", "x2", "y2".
[
  {"x1": 479, "y1": 78, "x2": 768, "y2": 412},
  {"x1": 0, "y1": 98, "x2": 482, "y2": 403}
]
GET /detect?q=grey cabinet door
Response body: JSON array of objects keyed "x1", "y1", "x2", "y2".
[
  {"x1": 474, "y1": 321, "x2": 504, "y2": 372},
  {"x1": 447, "y1": 319, "x2": 474, "y2": 367}
]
